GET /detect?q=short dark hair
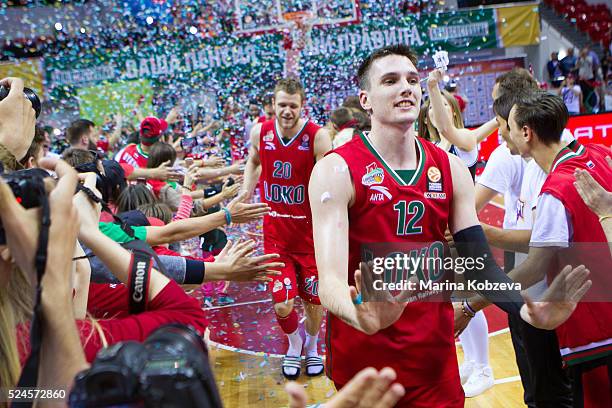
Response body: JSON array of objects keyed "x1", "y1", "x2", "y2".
[
  {"x1": 352, "y1": 109, "x2": 371, "y2": 131},
  {"x1": 512, "y1": 91, "x2": 569, "y2": 145},
  {"x1": 330, "y1": 107, "x2": 354, "y2": 128},
  {"x1": 495, "y1": 68, "x2": 538, "y2": 97},
  {"x1": 493, "y1": 89, "x2": 532, "y2": 122},
  {"x1": 357, "y1": 45, "x2": 419, "y2": 90},
  {"x1": 273, "y1": 78, "x2": 306, "y2": 102},
  {"x1": 66, "y1": 119, "x2": 95, "y2": 146},
  {"x1": 61, "y1": 147, "x2": 95, "y2": 167}
]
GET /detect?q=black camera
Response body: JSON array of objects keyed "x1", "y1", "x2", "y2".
[
  {"x1": 69, "y1": 324, "x2": 223, "y2": 408},
  {"x1": 0, "y1": 168, "x2": 50, "y2": 245},
  {"x1": 0, "y1": 85, "x2": 42, "y2": 118}
]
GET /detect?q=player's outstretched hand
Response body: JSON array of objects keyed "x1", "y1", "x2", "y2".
[
  {"x1": 520, "y1": 265, "x2": 591, "y2": 330},
  {"x1": 285, "y1": 367, "x2": 405, "y2": 408},
  {"x1": 573, "y1": 168, "x2": 612, "y2": 218},
  {"x1": 226, "y1": 191, "x2": 270, "y2": 223},
  {"x1": 349, "y1": 262, "x2": 407, "y2": 335}
]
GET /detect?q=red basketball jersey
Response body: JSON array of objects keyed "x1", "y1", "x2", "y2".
[
  {"x1": 115, "y1": 143, "x2": 149, "y2": 169},
  {"x1": 258, "y1": 119, "x2": 320, "y2": 253},
  {"x1": 539, "y1": 141, "x2": 612, "y2": 365},
  {"x1": 327, "y1": 134, "x2": 459, "y2": 388}
]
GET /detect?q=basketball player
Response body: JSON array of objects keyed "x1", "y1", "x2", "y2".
[
  {"x1": 242, "y1": 78, "x2": 332, "y2": 379},
  {"x1": 309, "y1": 45, "x2": 592, "y2": 406},
  {"x1": 469, "y1": 90, "x2": 612, "y2": 408}
]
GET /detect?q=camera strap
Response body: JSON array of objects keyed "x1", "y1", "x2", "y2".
[
  {"x1": 128, "y1": 248, "x2": 153, "y2": 314},
  {"x1": 14, "y1": 183, "x2": 51, "y2": 407}
]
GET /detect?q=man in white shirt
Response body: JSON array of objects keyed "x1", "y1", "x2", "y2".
[{"x1": 470, "y1": 87, "x2": 574, "y2": 407}]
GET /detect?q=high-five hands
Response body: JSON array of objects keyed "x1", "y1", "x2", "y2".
[{"x1": 349, "y1": 262, "x2": 408, "y2": 335}]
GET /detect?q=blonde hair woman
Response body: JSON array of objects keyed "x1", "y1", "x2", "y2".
[{"x1": 417, "y1": 81, "x2": 479, "y2": 179}]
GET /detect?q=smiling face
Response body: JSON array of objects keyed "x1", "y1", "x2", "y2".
[
  {"x1": 508, "y1": 106, "x2": 530, "y2": 157},
  {"x1": 359, "y1": 54, "x2": 422, "y2": 126},
  {"x1": 495, "y1": 114, "x2": 519, "y2": 155},
  {"x1": 273, "y1": 91, "x2": 303, "y2": 131}
]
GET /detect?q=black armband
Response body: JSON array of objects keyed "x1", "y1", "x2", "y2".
[
  {"x1": 184, "y1": 259, "x2": 205, "y2": 284},
  {"x1": 452, "y1": 225, "x2": 524, "y2": 315}
]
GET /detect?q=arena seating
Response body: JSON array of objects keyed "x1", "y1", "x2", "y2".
[{"x1": 544, "y1": 0, "x2": 611, "y2": 48}]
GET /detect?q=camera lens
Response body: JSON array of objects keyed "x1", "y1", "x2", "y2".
[{"x1": 0, "y1": 85, "x2": 42, "y2": 118}]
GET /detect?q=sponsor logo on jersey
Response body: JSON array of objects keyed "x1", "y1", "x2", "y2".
[
  {"x1": 362, "y1": 162, "x2": 385, "y2": 186},
  {"x1": 283, "y1": 277, "x2": 293, "y2": 290},
  {"x1": 264, "y1": 141, "x2": 276, "y2": 150},
  {"x1": 272, "y1": 280, "x2": 283, "y2": 293},
  {"x1": 424, "y1": 192, "x2": 446, "y2": 199},
  {"x1": 586, "y1": 160, "x2": 595, "y2": 169},
  {"x1": 263, "y1": 132, "x2": 274, "y2": 142},
  {"x1": 298, "y1": 134, "x2": 310, "y2": 151},
  {"x1": 369, "y1": 185, "x2": 393, "y2": 203},
  {"x1": 426, "y1": 166, "x2": 443, "y2": 192},
  {"x1": 427, "y1": 166, "x2": 441, "y2": 182}
]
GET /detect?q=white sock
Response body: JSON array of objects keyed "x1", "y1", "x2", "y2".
[
  {"x1": 459, "y1": 311, "x2": 489, "y2": 366},
  {"x1": 287, "y1": 328, "x2": 303, "y2": 357},
  {"x1": 284, "y1": 329, "x2": 303, "y2": 376},
  {"x1": 304, "y1": 332, "x2": 319, "y2": 357}
]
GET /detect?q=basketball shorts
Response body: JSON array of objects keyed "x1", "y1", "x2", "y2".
[{"x1": 266, "y1": 247, "x2": 320, "y2": 305}]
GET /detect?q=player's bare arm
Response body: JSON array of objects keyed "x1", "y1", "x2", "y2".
[
  {"x1": 242, "y1": 122, "x2": 263, "y2": 199},
  {"x1": 309, "y1": 153, "x2": 356, "y2": 326},
  {"x1": 310, "y1": 153, "x2": 407, "y2": 334},
  {"x1": 313, "y1": 127, "x2": 332, "y2": 162}
]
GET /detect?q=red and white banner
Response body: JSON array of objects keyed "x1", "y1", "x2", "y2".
[{"x1": 477, "y1": 112, "x2": 612, "y2": 165}]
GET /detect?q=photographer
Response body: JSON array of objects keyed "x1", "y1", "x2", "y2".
[{"x1": 0, "y1": 77, "x2": 37, "y2": 170}]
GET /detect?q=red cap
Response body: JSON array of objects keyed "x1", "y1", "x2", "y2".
[{"x1": 140, "y1": 116, "x2": 169, "y2": 145}]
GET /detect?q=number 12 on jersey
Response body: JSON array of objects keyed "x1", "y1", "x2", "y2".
[{"x1": 394, "y1": 200, "x2": 425, "y2": 235}]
